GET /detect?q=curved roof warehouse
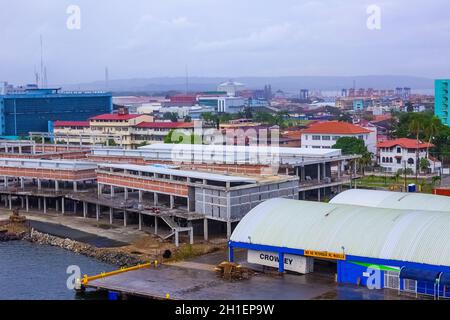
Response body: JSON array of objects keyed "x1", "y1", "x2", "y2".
[
  {"x1": 229, "y1": 198, "x2": 450, "y2": 297},
  {"x1": 329, "y1": 189, "x2": 450, "y2": 212}
]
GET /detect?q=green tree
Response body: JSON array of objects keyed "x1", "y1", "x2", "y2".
[
  {"x1": 409, "y1": 118, "x2": 422, "y2": 182},
  {"x1": 163, "y1": 112, "x2": 179, "y2": 122},
  {"x1": 333, "y1": 137, "x2": 368, "y2": 155},
  {"x1": 419, "y1": 158, "x2": 430, "y2": 174},
  {"x1": 184, "y1": 115, "x2": 192, "y2": 122}
]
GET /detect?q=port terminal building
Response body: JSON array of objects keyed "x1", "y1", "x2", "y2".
[{"x1": 229, "y1": 192, "x2": 450, "y2": 299}]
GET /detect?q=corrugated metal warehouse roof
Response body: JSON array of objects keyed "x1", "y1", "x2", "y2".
[
  {"x1": 231, "y1": 198, "x2": 450, "y2": 267},
  {"x1": 0, "y1": 158, "x2": 97, "y2": 170},
  {"x1": 330, "y1": 189, "x2": 450, "y2": 212}
]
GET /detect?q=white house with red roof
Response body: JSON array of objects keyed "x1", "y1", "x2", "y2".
[
  {"x1": 301, "y1": 121, "x2": 377, "y2": 154},
  {"x1": 377, "y1": 138, "x2": 442, "y2": 174}
]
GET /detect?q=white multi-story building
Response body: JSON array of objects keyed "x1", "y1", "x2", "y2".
[
  {"x1": 217, "y1": 80, "x2": 245, "y2": 97},
  {"x1": 377, "y1": 138, "x2": 442, "y2": 174},
  {"x1": 301, "y1": 121, "x2": 377, "y2": 154}
]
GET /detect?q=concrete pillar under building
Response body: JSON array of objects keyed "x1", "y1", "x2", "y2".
[
  {"x1": 317, "y1": 164, "x2": 321, "y2": 182},
  {"x1": 56, "y1": 199, "x2": 60, "y2": 212},
  {"x1": 189, "y1": 229, "x2": 194, "y2": 245},
  {"x1": 318, "y1": 188, "x2": 321, "y2": 202},
  {"x1": 8, "y1": 195, "x2": 12, "y2": 210},
  {"x1": 138, "y1": 190, "x2": 143, "y2": 203},
  {"x1": 4, "y1": 176, "x2": 8, "y2": 188},
  {"x1": 38, "y1": 198, "x2": 41, "y2": 211},
  {"x1": 204, "y1": 218, "x2": 209, "y2": 241},
  {"x1": 83, "y1": 202, "x2": 87, "y2": 218},
  {"x1": 109, "y1": 208, "x2": 113, "y2": 224},
  {"x1": 98, "y1": 183, "x2": 102, "y2": 197},
  {"x1": 25, "y1": 196, "x2": 29, "y2": 212},
  {"x1": 43, "y1": 198, "x2": 47, "y2": 214},
  {"x1": 37, "y1": 179, "x2": 42, "y2": 190},
  {"x1": 61, "y1": 198, "x2": 65, "y2": 215},
  {"x1": 138, "y1": 213, "x2": 142, "y2": 231},
  {"x1": 20, "y1": 178, "x2": 25, "y2": 189},
  {"x1": 110, "y1": 185, "x2": 115, "y2": 197},
  {"x1": 124, "y1": 188, "x2": 128, "y2": 200},
  {"x1": 154, "y1": 193, "x2": 158, "y2": 206},
  {"x1": 96, "y1": 204, "x2": 100, "y2": 221},
  {"x1": 226, "y1": 221, "x2": 232, "y2": 240},
  {"x1": 175, "y1": 231, "x2": 179, "y2": 247},
  {"x1": 74, "y1": 201, "x2": 77, "y2": 214},
  {"x1": 154, "y1": 216, "x2": 158, "y2": 235},
  {"x1": 20, "y1": 197, "x2": 24, "y2": 209},
  {"x1": 170, "y1": 195, "x2": 174, "y2": 209},
  {"x1": 55, "y1": 181, "x2": 59, "y2": 192},
  {"x1": 73, "y1": 181, "x2": 78, "y2": 192},
  {"x1": 123, "y1": 211, "x2": 127, "y2": 227}
]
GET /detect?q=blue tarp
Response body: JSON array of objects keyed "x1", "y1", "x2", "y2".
[
  {"x1": 400, "y1": 268, "x2": 440, "y2": 283},
  {"x1": 439, "y1": 273, "x2": 450, "y2": 286}
]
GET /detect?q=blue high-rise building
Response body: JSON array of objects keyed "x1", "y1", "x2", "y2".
[
  {"x1": 0, "y1": 88, "x2": 112, "y2": 136},
  {"x1": 435, "y1": 79, "x2": 449, "y2": 126}
]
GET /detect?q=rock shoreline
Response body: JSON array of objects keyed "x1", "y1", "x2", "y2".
[{"x1": 23, "y1": 229, "x2": 148, "y2": 267}]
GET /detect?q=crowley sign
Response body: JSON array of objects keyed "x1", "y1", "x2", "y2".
[{"x1": 248, "y1": 250, "x2": 314, "y2": 274}]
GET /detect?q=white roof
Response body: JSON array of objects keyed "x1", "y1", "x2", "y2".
[
  {"x1": 97, "y1": 163, "x2": 256, "y2": 184},
  {"x1": 0, "y1": 158, "x2": 97, "y2": 170},
  {"x1": 138, "y1": 143, "x2": 343, "y2": 160},
  {"x1": 330, "y1": 189, "x2": 450, "y2": 212},
  {"x1": 231, "y1": 198, "x2": 450, "y2": 267}
]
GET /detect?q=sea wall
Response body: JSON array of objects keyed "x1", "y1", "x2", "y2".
[{"x1": 23, "y1": 229, "x2": 148, "y2": 267}]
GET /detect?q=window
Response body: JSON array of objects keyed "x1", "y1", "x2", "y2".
[
  {"x1": 322, "y1": 136, "x2": 331, "y2": 141},
  {"x1": 358, "y1": 135, "x2": 364, "y2": 140},
  {"x1": 312, "y1": 135, "x2": 321, "y2": 140},
  {"x1": 408, "y1": 158, "x2": 414, "y2": 165},
  {"x1": 382, "y1": 157, "x2": 386, "y2": 163},
  {"x1": 397, "y1": 147, "x2": 401, "y2": 153},
  {"x1": 304, "y1": 135, "x2": 308, "y2": 140},
  {"x1": 312, "y1": 146, "x2": 321, "y2": 149},
  {"x1": 396, "y1": 158, "x2": 401, "y2": 164},
  {"x1": 332, "y1": 136, "x2": 340, "y2": 141}
]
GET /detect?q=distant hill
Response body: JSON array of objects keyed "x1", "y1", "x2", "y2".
[{"x1": 62, "y1": 75, "x2": 434, "y2": 93}]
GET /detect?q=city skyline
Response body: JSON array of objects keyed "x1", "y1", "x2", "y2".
[{"x1": 1, "y1": 0, "x2": 450, "y2": 85}]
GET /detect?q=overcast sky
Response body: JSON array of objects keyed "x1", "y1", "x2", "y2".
[{"x1": 1, "y1": 0, "x2": 449, "y2": 85}]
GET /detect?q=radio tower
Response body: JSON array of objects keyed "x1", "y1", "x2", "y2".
[
  {"x1": 40, "y1": 35, "x2": 45, "y2": 88},
  {"x1": 105, "y1": 67, "x2": 109, "y2": 90}
]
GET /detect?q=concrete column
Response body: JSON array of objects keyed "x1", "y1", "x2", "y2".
[
  {"x1": 20, "y1": 178, "x2": 25, "y2": 189},
  {"x1": 154, "y1": 193, "x2": 158, "y2": 206},
  {"x1": 98, "y1": 183, "x2": 102, "y2": 197},
  {"x1": 109, "y1": 208, "x2": 113, "y2": 224},
  {"x1": 323, "y1": 163, "x2": 326, "y2": 180},
  {"x1": 37, "y1": 179, "x2": 42, "y2": 190},
  {"x1": 96, "y1": 204, "x2": 100, "y2": 221},
  {"x1": 170, "y1": 195, "x2": 174, "y2": 209},
  {"x1": 61, "y1": 198, "x2": 65, "y2": 215},
  {"x1": 3, "y1": 195, "x2": 7, "y2": 207},
  {"x1": 124, "y1": 188, "x2": 128, "y2": 200},
  {"x1": 8, "y1": 195, "x2": 12, "y2": 210},
  {"x1": 56, "y1": 199, "x2": 60, "y2": 212},
  {"x1": 175, "y1": 231, "x2": 179, "y2": 247},
  {"x1": 110, "y1": 185, "x2": 115, "y2": 197},
  {"x1": 25, "y1": 196, "x2": 29, "y2": 212},
  {"x1": 55, "y1": 181, "x2": 59, "y2": 192},
  {"x1": 154, "y1": 216, "x2": 158, "y2": 234},
  {"x1": 203, "y1": 218, "x2": 209, "y2": 241},
  {"x1": 189, "y1": 229, "x2": 194, "y2": 245},
  {"x1": 38, "y1": 198, "x2": 41, "y2": 210},
  {"x1": 21, "y1": 197, "x2": 24, "y2": 209},
  {"x1": 318, "y1": 188, "x2": 321, "y2": 202},
  {"x1": 123, "y1": 211, "x2": 127, "y2": 227},
  {"x1": 226, "y1": 221, "x2": 232, "y2": 240},
  {"x1": 4, "y1": 176, "x2": 8, "y2": 188},
  {"x1": 138, "y1": 190, "x2": 143, "y2": 203},
  {"x1": 73, "y1": 181, "x2": 78, "y2": 192},
  {"x1": 138, "y1": 213, "x2": 142, "y2": 231},
  {"x1": 43, "y1": 198, "x2": 47, "y2": 214},
  {"x1": 74, "y1": 201, "x2": 77, "y2": 214},
  {"x1": 338, "y1": 161, "x2": 342, "y2": 179},
  {"x1": 317, "y1": 164, "x2": 321, "y2": 182},
  {"x1": 83, "y1": 202, "x2": 87, "y2": 218}
]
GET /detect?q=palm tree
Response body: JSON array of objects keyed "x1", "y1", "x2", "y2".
[
  {"x1": 425, "y1": 116, "x2": 441, "y2": 158},
  {"x1": 409, "y1": 119, "x2": 422, "y2": 183}
]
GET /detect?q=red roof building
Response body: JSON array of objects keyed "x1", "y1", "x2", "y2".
[
  {"x1": 301, "y1": 121, "x2": 371, "y2": 134},
  {"x1": 377, "y1": 138, "x2": 434, "y2": 149},
  {"x1": 136, "y1": 122, "x2": 195, "y2": 129},
  {"x1": 53, "y1": 121, "x2": 90, "y2": 128}
]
